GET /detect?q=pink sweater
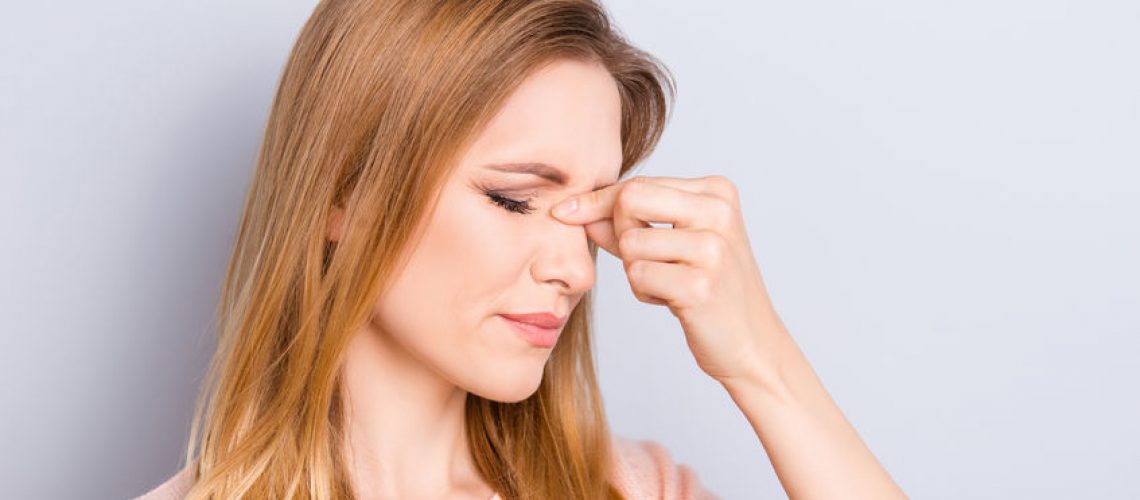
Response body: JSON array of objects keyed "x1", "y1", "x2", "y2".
[{"x1": 136, "y1": 436, "x2": 719, "y2": 499}]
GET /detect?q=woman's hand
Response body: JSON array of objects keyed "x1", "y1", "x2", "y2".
[
  {"x1": 552, "y1": 175, "x2": 909, "y2": 499},
  {"x1": 550, "y1": 174, "x2": 785, "y2": 385}
]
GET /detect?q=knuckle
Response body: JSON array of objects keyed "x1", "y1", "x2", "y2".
[
  {"x1": 627, "y1": 260, "x2": 645, "y2": 283},
  {"x1": 722, "y1": 181, "x2": 740, "y2": 204},
  {"x1": 690, "y1": 273, "x2": 713, "y2": 303},
  {"x1": 582, "y1": 189, "x2": 600, "y2": 208},
  {"x1": 709, "y1": 198, "x2": 734, "y2": 231},
  {"x1": 616, "y1": 182, "x2": 639, "y2": 210},
  {"x1": 698, "y1": 232, "x2": 724, "y2": 266},
  {"x1": 627, "y1": 178, "x2": 649, "y2": 195},
  {"x1": 620, "y1": 182, "x2": 647, "y2": 212},
  {"x1": 705, "y1": 175, "x2": 739, "y2": 204},
  {"x1": 618, "y1": 229, "x2": 640, "y2": 256}
]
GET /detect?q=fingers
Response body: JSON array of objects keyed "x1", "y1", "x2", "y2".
[
  {"x1": 639, "y1": 174, "x2": 739, "y2": 203},
  {"x1": 551, "y1": 175, "x2": 738, "y2": 224},
  {"x1": 549, "y1": 175, "x2": 740, "y2": 267},
  {"x1": 551, "y1": 177, "x2": 724, "y2": 230},
  {"x1": 618, "y1": 227, "x2": 725, "y2": 268},
  {"x1": 615, "y1": 227, "x2": 725, "y2": 307},
  {"x1": 625, "y1": 260, "x2": 703, "y2": 307},
  {"x1": 550, "y1": 181, "x2": 620, "y2": 223}
]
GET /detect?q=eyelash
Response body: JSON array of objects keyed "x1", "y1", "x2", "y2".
[{"x1": 484, "y1": 190, "x2": 536, "y2": 215}]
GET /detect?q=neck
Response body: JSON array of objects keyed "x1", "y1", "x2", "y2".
[{"x1": 339, "y1": 322, "x2": 490, "y2": 498}]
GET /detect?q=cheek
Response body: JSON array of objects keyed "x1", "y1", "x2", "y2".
[
  {"x1": 373, "y1": 190, "x2": 530, "y2": 344},
  {"x1": 430, "y1": 199, "x2": 524, "y2": 300}
]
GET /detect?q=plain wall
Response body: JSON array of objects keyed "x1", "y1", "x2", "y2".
[{"x1": 1, "y1": 1, "x2": 1136, "y2": 498}]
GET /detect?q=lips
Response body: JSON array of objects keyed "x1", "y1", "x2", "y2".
[
  {"x1": 498, "y1": 312, "x2": 567, "y2": 349},
  {"x1": 497, "y1": 312, "x2": 567, "y2": 329}
]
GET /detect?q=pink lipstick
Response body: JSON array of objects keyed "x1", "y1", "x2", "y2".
[{"x1": 498, "y1": 312, "x2": 566, "y2": 348}]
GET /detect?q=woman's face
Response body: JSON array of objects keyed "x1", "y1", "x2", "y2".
[{"x1": 368, "y1": 58, "x2": 624, "y2": 402}]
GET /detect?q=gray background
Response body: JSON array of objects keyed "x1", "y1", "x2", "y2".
[{"x1": 1, "y1": 1, "x2": 1137, "y2": 498}]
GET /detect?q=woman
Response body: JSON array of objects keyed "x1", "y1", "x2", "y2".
[{"x1": 138, "y1": 0, "x2": 906, "y2": 498}]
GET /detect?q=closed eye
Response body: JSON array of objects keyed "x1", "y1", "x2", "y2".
[{"x1": 484, "y1": 190, "x2": 536, "y2": 215}]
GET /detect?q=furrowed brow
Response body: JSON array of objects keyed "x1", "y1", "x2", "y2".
[
  {"x1": 483, "y1": 162, "x2": 567, "y2": 185},
  {"x1": 483, "y1": 162, "x2": 614, "y2": 190}
]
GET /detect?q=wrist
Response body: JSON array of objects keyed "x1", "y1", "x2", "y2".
[{"x1": 715, "y1": 318, "x2": 804, "y2": 401}]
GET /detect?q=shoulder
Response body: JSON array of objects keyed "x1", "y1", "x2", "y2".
[
  {"x1": 133, "y1": 441, "x2": 716, "y2": 499},
  {"x1": 609, "y1": 435, "x2": 721, "y2": 499},
  {"x1": 135, "y1": 462, "x2": 196, "y2": 500}
]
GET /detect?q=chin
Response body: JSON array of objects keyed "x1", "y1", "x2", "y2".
[{"x1": 465, "y1": 365, "x2": 546, "y2": 404}]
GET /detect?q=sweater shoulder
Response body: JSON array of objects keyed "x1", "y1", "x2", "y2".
[
  {"x1": 132, "y1": 440, "x2": 715, "y2": 499},
  {"x1": 609, "y1": 435, "x2": 720, "y2": 499},
  {"x1": 135, "y1": 462, "x2": 195, "y2": 500}
]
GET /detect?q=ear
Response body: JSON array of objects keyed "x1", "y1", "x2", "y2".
[{"x1": 326, "y1": 204, "x2": 345, "y2": 242}]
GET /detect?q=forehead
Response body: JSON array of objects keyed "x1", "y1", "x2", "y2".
[{"x1": 458, "y1": 58, "x2": 624, "y2": 186}]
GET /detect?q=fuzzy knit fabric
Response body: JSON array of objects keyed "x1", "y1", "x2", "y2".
[{"x1": 135, "y1": 435, "x2": 719, "y2": 499}]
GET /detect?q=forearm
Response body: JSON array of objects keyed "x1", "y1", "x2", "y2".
[{"x1": 719, "y1": 322, "x2": 907, "y2": 499}]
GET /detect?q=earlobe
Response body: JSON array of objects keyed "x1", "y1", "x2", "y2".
[{"x1": 326, "y1": 205, "x2": 345, "y2": 242}]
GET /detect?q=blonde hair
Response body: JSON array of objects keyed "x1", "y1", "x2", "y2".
[{"x1": 183, "y1": 0, "x2": 674, "y2": 498}]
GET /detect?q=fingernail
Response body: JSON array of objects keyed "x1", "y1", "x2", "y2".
[{"x1": 553, "y1": 197, "x2": 578, "y2": 217}]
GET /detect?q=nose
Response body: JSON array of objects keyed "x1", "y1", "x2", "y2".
[{"x1": 530, "y1": 218, "x2": 597, "y2": 295}]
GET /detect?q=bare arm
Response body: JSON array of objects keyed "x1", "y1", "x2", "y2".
[
  {"x1": 549, "y1": 175, "x2": 907, "y2": 498},
  {"x1": 718, "y1": 320, "x2": 908, "y2": 499}
]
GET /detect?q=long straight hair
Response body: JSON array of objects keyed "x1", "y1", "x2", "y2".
[{"x1": 182, "y1": 1, "x2": 674, "y2": 498}]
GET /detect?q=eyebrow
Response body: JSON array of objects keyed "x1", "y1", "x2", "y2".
[{"x1": 483, "y1": 162, "x2": 614, "y2": 190}]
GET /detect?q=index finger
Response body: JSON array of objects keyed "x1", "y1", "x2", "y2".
[
  {"x1": 549, "y1": 181, "x2": 623, "y2": 224},
  {"x1": 549, "y1": 175, "x2": 716, "y2": 224}
]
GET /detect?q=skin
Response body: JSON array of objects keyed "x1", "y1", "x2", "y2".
[
  {"x1": 551, "y1": 177, "x2": 909, "y2": 499},
  {"x1": 329, "y1": 58, "x2": 908, "y2": 498},
  {"x1": 327, "y1": 58, "x2": 623, "y2": 499}
]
